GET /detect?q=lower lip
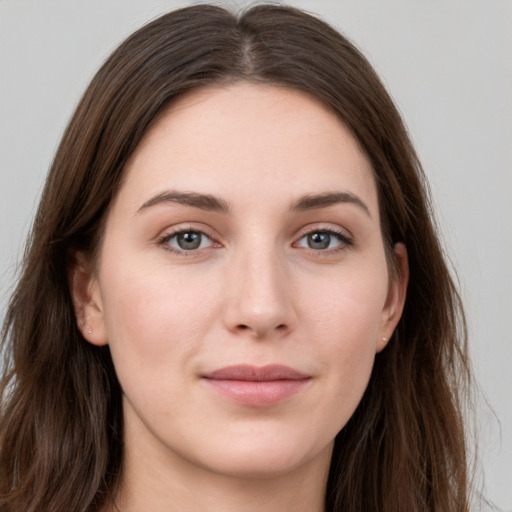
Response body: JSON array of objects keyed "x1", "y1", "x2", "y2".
[{"x1": 202, "y1": 378, "x2": 310, "y2": 407}]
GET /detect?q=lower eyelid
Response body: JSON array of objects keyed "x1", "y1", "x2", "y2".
[
  {"x1": 157, "y1": 225, "x2": 352, "y2": 254},
  {"x1": 294, "y1": 228, "x2": 353, "y2": 246},
  {"x1": 156, "y1": 225, "x2": 227, "y2": 256}
]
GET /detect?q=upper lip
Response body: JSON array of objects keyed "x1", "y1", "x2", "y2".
[{"x1": 201, "y1": 364, "x2": 310, "y2": 381}]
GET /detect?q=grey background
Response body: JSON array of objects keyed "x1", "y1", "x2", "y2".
[{"x1": 1, "y1": 1, "x2": 511, "y2": 509}]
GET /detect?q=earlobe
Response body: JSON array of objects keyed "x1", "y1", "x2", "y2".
[
  {"x1": 68, "y1": 251, "x2": 109, "y2": 346},
  {"x1": 377, "y1": 242, "x2": 409, "y2": 352}
]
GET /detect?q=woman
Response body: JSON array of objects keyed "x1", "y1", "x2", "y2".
[{"x1": 0, "y1": 4, "x2": 473, "y2": 511}]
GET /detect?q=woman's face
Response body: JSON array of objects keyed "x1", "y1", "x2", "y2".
[{"x1": 74, "y1": 83, "x2": 407, "y2": 481}]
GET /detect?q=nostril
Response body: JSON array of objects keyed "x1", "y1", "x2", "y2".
[{"x1": 235, "y1": 323, "x2": 288, "y2": 334}]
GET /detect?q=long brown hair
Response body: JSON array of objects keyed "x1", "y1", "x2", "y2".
[{"x1": 0, "y1": 4, "x2": 473, "y2": 511}]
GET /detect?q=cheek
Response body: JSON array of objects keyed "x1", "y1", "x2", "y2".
[
  {"x1": 301, "y1": 264, "x2": 388, "y2": 417},
  {"x1": 98, "y1": 253, "x2": 221, "y2": 374},
  {"x1": 303, "y1": 262, "x2": 388, "y2": 344},
  {"x1": 311, "y1": 289, "x2": 381, "y2": 386}
]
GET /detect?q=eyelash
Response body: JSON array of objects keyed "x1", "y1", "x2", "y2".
[
  {"x1": 156, "y1": 226, "x2": 354, "y2": 256},
  {"x1": 293, "y1": 227, "x2": 354, "y2": 255},
  {"x1": 156, "y1": 226, "x2": 219, "y2": 257}
]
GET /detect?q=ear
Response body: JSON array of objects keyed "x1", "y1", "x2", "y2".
[
  {"x1": 68, "y1": 251, "x2": 109, "y2": 346},
  {"x1": 376, "y1": 242, "x2": 409, "y2": 352}
]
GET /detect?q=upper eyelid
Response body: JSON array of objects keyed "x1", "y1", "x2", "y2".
[
  {"x1": 158, "y1": 223, "x2": 217, "y2": 240},
  {"x1": 155, "y1": 226, "x2": 218, "y2": 253},
  {"x1": 292, "y1": 225, "x2": 355, "y2": 252},
  {"x1": 155, "y1": 222, "x2": 353, "y2": 245},
  {"x1": 162, "y1": 230, "x2": 213, "y2": 243},
  {"x1": 293, "y1": 223, "x2": 353, "y2": 240},
  {"x1": 157, "y1": 228, "x2": 218, "y2": 256}
]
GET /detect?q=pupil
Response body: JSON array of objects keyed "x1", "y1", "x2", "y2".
[
  {"x1": 308, "y1": 232, "x2": 330, "y2": 249},
  {"x1": 178, "y1": 232, "x2": 201, "y2": 250}
]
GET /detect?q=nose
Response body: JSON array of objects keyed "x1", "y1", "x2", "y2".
[{"x1": 222, "y1": 246, "x2": 297, "y2": 339}]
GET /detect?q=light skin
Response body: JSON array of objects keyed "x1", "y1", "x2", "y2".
[{"x1": 71, "y1": 83, "x2": 408, "y2": 512}]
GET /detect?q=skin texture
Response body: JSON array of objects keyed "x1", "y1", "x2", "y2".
[{"x1": 71, "y1": 83, "x2": 408, "y2": 512}]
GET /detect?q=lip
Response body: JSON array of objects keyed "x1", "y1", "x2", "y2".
[{"x1": 200, "y1": 364, "x2": 311, "y2": 407}]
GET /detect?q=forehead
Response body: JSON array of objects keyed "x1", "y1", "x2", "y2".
[{"x1": 118, "y1": 82, "x2": 378, "y2": 217}]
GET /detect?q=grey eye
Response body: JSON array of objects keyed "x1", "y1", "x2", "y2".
[
  {"x1": 307, "y1": 232, "x2": 331, "y2": 249},
  {"x1": 296, "y1": 230, "x2": 345, "y2": 251},
  {"x1": 168, "y1": 231, "x2": 212, "y2": 251}
]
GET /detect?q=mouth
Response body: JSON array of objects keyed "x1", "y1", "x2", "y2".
[{"x1": 200, "y1": 364, "x2": 311, "y2": 407}]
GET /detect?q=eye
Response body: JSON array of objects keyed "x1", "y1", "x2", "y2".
[
  {"x1": 162, "y1": 230, "x2": 214, "y2": 252},
  {"x1": 294, "y1": 229, "x2": 352, "y2": 251}
]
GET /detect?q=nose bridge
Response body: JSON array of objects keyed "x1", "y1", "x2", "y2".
[{"x1": 223, "y1": 237, "x2": 295, "y2": 337}]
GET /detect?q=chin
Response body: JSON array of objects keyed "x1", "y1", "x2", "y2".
[{"x1": 190, "y1": 434, "x2": 335, "y2": 480}]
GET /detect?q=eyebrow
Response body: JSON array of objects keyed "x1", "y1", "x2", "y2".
[
  {"x1": 137, "y1": 190, "x2": 230, "y2": 214},
  {"x1": 291, "y1": 192, "x2": 371, "y2": 217},
  {"x1": 137, "y1": 189, "x2": 370, "y2": 217}
]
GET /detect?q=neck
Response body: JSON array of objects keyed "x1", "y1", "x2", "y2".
[
  {"x1": 108, "y1": 433, "x2": 332, "y2": 512},
  {"x1": 113, "y1": 468, "x2": 329, "y2": 512}
]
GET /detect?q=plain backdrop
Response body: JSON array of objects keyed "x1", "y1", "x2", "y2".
[{"x1": 1, "y1": 1, "x2": 511, "y2": 509}]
